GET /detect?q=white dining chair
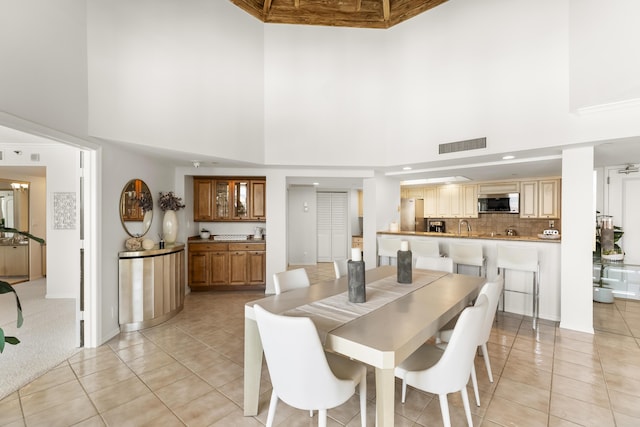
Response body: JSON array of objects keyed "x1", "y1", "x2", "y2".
[
  {"x1": 253, "y1": 305, "x2": 367, "y2": 427},
  {"x1": 415, "y1": 256, "x2": 454, "y2": 273},
  {"x1": 273, "y1": 268, "x2": 310, "y2": 294},
  {"x1": 437, "y1": 275, "x2": 504, "y2": 406},
  {"x1": 396, "y1": 295, "x2": 488, "y2": 427},
  {"x1": 377, "y1": 238, "x2": 402, "y2": 266},
  {"x1": 333, "y1": 259, "x2": 348, "y2": 279}
]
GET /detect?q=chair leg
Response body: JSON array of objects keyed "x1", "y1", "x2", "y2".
[
  {"x1": 438, "y1": 394, "x2": 452, "y2": 427},
  {"x1": 401, "y1": 377, "x2": 407, "y2": 404},
  {"x1": 318, "y1": 409, "x2": 327, "y2": 427},
  {"x1": 470, "y1": 363, "x2": 480, "y2": 407},
  {"x1": 359, "y1": 368, "x2": 367, "y2": 427},
  {"x1": 460, "y1": 386, "x2": 474, "y2": 427},
  {"x1": 266, "y1": 391, "x2": 278, "y2": 427},
  {"x1": 481, "y1": 342, "x2": 493, "y2": 383}
]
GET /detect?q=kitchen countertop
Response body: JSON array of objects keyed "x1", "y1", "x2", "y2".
[
  {"x1": 187, "y1": 236, "x2": 266, "y2": 244},
  {"x1": 377, "y1": 230, "x2": 561, "y2": 242}
]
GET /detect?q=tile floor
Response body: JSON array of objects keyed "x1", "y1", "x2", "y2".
[{"x1": 2, "y1": 263, "x2": 640, "y2": 426}]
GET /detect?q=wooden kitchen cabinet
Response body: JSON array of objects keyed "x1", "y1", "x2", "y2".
[
  {"x1": 188, "y1": 240, "x2": 265, "y2": 290},
  {"x1": 193, "y1": 177, "x2": 266, "y2": 222},
  {"x1": 423, "y1": 186, "x2": 438, "y2": 217},
  {"x1": 519, "y1": 179, "x2": 560, "y2": 219},
  {"x1": 0, "y1": 245, "x2": 28, "y2": 276}
]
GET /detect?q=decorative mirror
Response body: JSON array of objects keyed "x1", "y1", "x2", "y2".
[{"x1": 120, "y1": 179, "x2": 153, "y2": 237}]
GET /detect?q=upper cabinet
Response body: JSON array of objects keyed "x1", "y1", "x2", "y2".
[
  {"x1": 194, "y1": 177, "x2": 266, "y2": 222},
  {"x1": 520, "y1": 178, "x2": 560, "y2": 219}
]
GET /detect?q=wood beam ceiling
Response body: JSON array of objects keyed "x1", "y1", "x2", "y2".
[{"x1": 230, "y1": 0, "x2": 448, "y2": 29}]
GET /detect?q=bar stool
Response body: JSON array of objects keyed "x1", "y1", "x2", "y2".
[
  {"x1": 377, "y1": 238, "x2": 402, "y2": 266},
  {"x1": 449, "y1": 242, "x2": 485, "y2": 277},
  {"x1": 497, "y1": 245, "x2": 539, "y2": 329},
  {"x1": 409, "y1": 240, "x2": 440, "y2": 262}
]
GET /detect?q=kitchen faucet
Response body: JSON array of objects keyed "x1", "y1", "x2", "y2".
[{"x1": 458, "y1": 219, "x2": 471, "y2": 236}]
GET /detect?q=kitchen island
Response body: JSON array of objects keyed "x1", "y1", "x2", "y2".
[{"x1": 377, "y1": 231, "x2": 561, "y2": 321}]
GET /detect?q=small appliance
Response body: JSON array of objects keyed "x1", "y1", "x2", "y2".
[
  {"x1": 428, "y1": 220, "x2": 446, "y2": 233},
  {"x1": 477, "y1": 193, "x2": 520, "y2": 213}
]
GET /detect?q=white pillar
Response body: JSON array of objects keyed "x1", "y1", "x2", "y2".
[{"x1": 560, "y1": 146, "x2": 594, "y2": 333}]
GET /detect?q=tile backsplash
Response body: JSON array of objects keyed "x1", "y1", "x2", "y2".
[{"x1": 434, "y1": 213, "x2": 560, "y2": 237}]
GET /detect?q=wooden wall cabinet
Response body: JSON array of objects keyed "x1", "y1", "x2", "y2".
[
  {"x1": 520, "y1": 179, "x2": 560, "y2": 219},
  {"x1": 188, "y1": 241, "x2": 265, "y2": 290},
  {"x1": 193, "y1": 177, "x2": 266, "y2": 222}
]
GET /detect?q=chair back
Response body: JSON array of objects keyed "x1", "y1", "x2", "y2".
[
  {"x1": 273, "y1": 268, "x2": 310, "y2": 295},
  {"x1": 378, "y1": 238, "x2": 402, "y2": 258},
  {"x1": 253, "y1": 304, "x2": 356, "y2": 410},
  {"x1": 477, "y1": 275, "x2": 504, "y2": 344},
  {"x1": 449, "y1": 243, "x2": 484, "y2": 267},
  {"x1": 497, "y1": 245, "x2": 538, "y2": 272},
  {"x1": 407, "y1": 295, "x2": 488, "y2": 395},
  {"x1": 410, "y1": 240, "x2": 440, "y2": 258},
  {"x1": 333, "y1": 259, "x2": 348, "y2": 279},
  {"x1": 415, "y1": 256, "x2": 454, "y2": 273}
]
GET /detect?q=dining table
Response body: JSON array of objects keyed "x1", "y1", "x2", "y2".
[{"x1": 243, "y1": 265, "x2": 485, "y2": 426}]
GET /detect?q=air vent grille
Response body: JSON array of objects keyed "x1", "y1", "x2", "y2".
[
  {"x1": 439, "y1": 137, "x2": 487, "y2": 154},
  {"x1": 0, "y1": 151, "x2": 3, "y2": 160},
  {"x1": 31, "y1": 153, "x2": 40, "y2": 162}
]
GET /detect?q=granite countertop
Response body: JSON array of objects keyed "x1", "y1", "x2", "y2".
[
  {"x1": 377, "y1": 230, "x2": 561, "y2": 243},
  {"x1": 187, "y1": 235, "x2": 266, "y2": 243}
]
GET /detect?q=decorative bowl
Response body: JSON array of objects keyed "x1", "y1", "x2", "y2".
[
  {"x1": 602, "y1": 253, "x2": 624, "y2": 261},
  {"x1": 200, "y1": 231, "x2": 211, "y2": 239}
]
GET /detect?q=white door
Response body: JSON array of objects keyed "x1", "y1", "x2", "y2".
[
  {"x1": 317, "y1": 192, "x2": 348, "y2": 262},
  {"x1": 607, "y1": 169, "x2": 640, "y2": 264}
]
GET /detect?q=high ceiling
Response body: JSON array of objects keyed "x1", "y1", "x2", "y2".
[{"x1": 230, "y1": 0, "x2": 448, "y2": 29}]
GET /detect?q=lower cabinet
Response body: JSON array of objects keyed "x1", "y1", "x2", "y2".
[
  {"x1": 0, "y1": 245, "x2": 28, "y2": 276},
  {"x1": 189, "y1": 241, "x2": 265, "y2": 290}
]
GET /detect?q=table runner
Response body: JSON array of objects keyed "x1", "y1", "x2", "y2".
[{"x1": 283, "y1": 270, "x2": 447, "y2": 342}]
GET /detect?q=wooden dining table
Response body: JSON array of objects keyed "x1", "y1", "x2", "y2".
[{"x1": 243, "y1": 265, "x2": 484, "y2": 426}]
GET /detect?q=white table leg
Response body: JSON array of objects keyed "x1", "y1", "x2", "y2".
[
  {"x1": 375, "y1": 367, "x2": 395, "y2": 427},
  {"x1": 244, "y1": 317, "x2": 263, "y2": 416}
]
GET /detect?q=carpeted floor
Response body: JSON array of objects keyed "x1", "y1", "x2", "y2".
[{"x1": 0, "y1": 278, "x2": 77, "y2": 400}]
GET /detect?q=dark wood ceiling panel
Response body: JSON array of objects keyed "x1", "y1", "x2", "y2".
[{"x1": 229, "y1": 0, "x2": 448, "y2": 29}]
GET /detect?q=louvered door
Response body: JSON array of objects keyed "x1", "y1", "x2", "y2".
[{"x1": 317, "y1": 192, "x2": 348, "y2": 262}]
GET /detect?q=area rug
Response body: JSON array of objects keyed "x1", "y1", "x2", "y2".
[{"x1": 0, "y1": 278, "x2": 78, "y2": 400}]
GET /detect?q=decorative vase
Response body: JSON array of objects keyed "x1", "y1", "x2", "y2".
[
  {"x1": 347, "y1": 260, "x2": 366, "y2": 303},
  {"x1": 163, "y1": 210, "x2": 178, "y2": 244}
]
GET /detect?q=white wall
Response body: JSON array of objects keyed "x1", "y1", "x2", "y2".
[
  {"x1": 287, "y1": 186, "x2": 317, "y2": 265},
  {"x1": 0, "y1": 0, "x2": 88, "y2": 137},
  {"x1": 86, "y1": 0, "x2": 266, "y2": 163}
]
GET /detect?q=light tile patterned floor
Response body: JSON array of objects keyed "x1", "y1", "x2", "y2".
[{"x1": 1, "y1": 263, "x2": 640, "y2": 426}]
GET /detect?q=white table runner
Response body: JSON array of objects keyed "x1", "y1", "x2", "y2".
[{"x1": 283, "y1": 270, "x2": 447, "y2": 342}]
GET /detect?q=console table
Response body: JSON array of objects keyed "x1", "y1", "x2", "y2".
[{"x1": 118, "y1": 243, "x2": 185, "y2": 331}]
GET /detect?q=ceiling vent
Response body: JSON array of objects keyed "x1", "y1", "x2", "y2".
[
  {"x1": 439, "y1": 137, "x2": 487, "y2": 155},
  {"x1": 0, "y1": 151, "x2": 3, "y2": 160},
  {"x1": 30, "y1": 153, "x2": 40, "y2": 162}
]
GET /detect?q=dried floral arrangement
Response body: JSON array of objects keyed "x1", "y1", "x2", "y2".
[
  {"x1": 158, "y1": 191, "x2": 186, "y2": 211},
  {"x1": 137, "y1": 192, "x2": 153, "y2": 212}
]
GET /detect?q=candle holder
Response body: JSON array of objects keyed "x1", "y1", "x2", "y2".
[
  {"x1": 397, "y1": 249, "x2": 412, "y2": 284},
  {"x1": 347, "y1": 260, "x2": 366, "y2": 303}
]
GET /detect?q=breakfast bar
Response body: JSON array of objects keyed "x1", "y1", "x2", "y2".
[{"x1": 377, "y1": 231, "x2": 561, "y2": 321}]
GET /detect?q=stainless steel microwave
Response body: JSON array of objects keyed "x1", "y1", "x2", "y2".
[{"x1": 477, "y1": 193, "x2": 520, "y2": 213}]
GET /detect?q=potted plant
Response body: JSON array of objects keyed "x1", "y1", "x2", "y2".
[{"x1": 0, "y1": 227, "x2": 45, "y2": 352}]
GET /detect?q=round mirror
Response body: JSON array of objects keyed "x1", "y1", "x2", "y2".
[{"x1": 120, "y1": 179, "x2": 153, "y2": 237}]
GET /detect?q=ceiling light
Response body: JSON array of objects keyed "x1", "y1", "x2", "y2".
[
  {"x1": 402, "y1": 166, "x2": 412, "y2": 171},
  {"x1": 400, "y1": 176, "x2": 471, "y2": 186},
  {"x1": 502, "y1": 155, "x2": 515, "y2": 160},
  {"x1": 313, "y1": 182, "x2": 319, "y2": 186}
]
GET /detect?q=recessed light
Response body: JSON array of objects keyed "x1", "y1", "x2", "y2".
[
  {"x1": 402, "y1": 166, "x2": 412, "y2": 171},
  {"x1": 313, "y1": 182, "x2": 319, "y2": 186},
  {"x1": 502, "y1": 155, "x2": 515, "y2": 160}
]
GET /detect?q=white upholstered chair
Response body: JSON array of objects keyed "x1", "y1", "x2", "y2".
[
  {"x1": 273, "y1": 268, "x2": 310, "y2": 295},
  {"x1": 377, "y1": 238, "x2": 402, "y2": 266},
  {"x1": 497, "y1": 245, "x2": 539, "y2": 329},
  {"x1": 333, "y1": 259, "x2": 348, "y2": 279},
  {"x1": 449, "y1": 242, "x2": 485, "y2": 277},
  {"x1": 410, "y1": 239, "x2": 440, "y2": 259},
  {"x1": 415, "y1": 256, "x2": 454, "y2": 273},
  {"x1": 437, "y1": 275, "x2": 504, "y2": 406},
  {"x1": 254, "y1": 304, "x2": 367, "y2": 427},
  {"x1": 395, "y1": 295, "x2": 488, "y2": 427}
]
